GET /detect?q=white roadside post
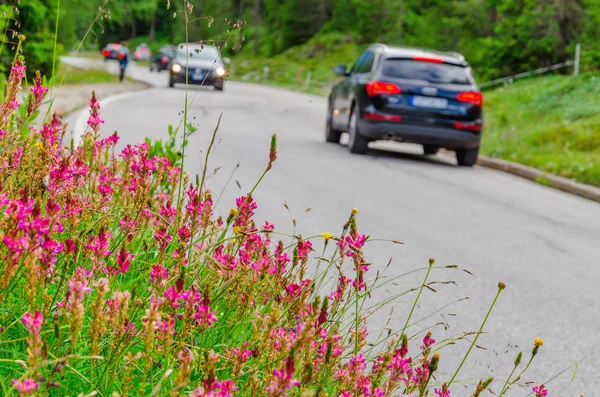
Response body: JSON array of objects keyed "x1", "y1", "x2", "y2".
[
  {"x1": 574, "y1": 43, "x2": 581, "y2": 76},
  {"x1": 263, "y1": 66, "x2": 270, "y2": 81},
  {"x1": 304, "y1": 70, "x2": 312, "y2": 90}
]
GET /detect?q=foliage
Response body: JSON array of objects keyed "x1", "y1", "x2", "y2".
[
  {"x1": 482, "y1": 72, "x2": 600, "y2": 186},
  {"x1": 0, "y1": 0, "x2": 63, "y2": 79},
  {"x1": 1, "y1": 0, "x2": 597, "y2": 83},
  {"x1": 0, "y1": 55, "x2": 550, "y2": 396},
  {"x1": 145, "y1": 122, "x2": 197, "y2": 167},
  {"x1": 231, "y1": 32, "x2": 362, "y2": 95}
]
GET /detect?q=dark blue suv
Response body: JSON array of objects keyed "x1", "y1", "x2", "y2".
[{"x1": 326, "y1": 44, "x2": 483, "y2": 166}]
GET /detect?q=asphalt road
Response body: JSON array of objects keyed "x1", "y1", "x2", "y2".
[{"x1": 63, "y1": 57, "x2": 600, "y2": 395}]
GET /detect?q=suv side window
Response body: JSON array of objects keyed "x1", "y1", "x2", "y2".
[
  {"x1": 352, "y1": 51, "x2": 376, "y2": 73},
  {"x1": 352, "y1": 51, "x2": 375, "y2": 74},
  {"x1": 360, "y1": 51, "x2": 375, "y2": 73},
  {"x1": 350, "y1": 52, "x2": 368, "y2": 74}
]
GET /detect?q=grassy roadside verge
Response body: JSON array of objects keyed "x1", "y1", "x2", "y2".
[
  {"x1": 230, "y1": 32, "x2": 362, "y2": 96},
  {"x1": 58, "y1": 62, "x2": 121, "y2": 85},
  {"x1": 482, "y1": 74, "x2": 600, "y2": 186}
]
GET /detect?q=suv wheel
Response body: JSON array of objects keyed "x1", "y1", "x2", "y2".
[
  {"x1": 347, "y1": 104, "x2": 369, "y2": 154},
  {"x1": 169, "y1": 77, "x2": 175, "y2": 88},
  {"x1": 456, "y1": 146, "x2": 479, "y2": 167},
  {"x1": 325, "y1": 101, "x2": 342, "y2": 143}
]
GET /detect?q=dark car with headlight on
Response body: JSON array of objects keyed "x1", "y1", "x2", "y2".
[
  {"x1": 326, "y1": 44, "x2": 483, "y2": 166},
  {"x1": 168, "y1": 44, "x2": 227, "y2": 91},
  {"x1": 150, "y1": 45, "x2": 176, "y2": 72}
]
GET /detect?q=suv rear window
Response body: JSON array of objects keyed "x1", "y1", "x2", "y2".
[{"x1": 381, "y1": 59, "x2": 472, "y2": 85}]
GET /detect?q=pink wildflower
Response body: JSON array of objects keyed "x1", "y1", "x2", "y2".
[
  {"x1": 233, "y1": 195, "x2": 257, "y2": 227},
  {"x1": 149, "y1": 265, "x2": 169, "y2": 287},
  {"x1": 87, "y1": 92, "x2": 104, "y2": 133},
  {"x1": 115, "y1": 248, "x2": 134, "y2": 273},
  {"x1": 262, "y1": 221, "x2": 275, "y2": 231},
  {"x1": 164, "y1": 287, "x2": 180, "y2": 308},
  {"x1": 154, "y1": 227, "x2": 172, "y2": 251},
  {"x1": 267, "y1": 354, "x2": 299, "y2": 397},
  {"x1": 64, "y1": 239, "x2": 75, "y2": 254},
  {"x1": 422, "y1": 332, "x2": 435, "y2": 349},
  {"x1": 337, "y1": 233, "x2": 367, "y2": 258},
  {"x1": 330, "y1": 275, "x2": 349, "y2": 302},
  {"x1": 21, "y1": 311, "x2": 43, "y2": 335},
  {"x1": 196, "y1": 301, "x2": 217, "y2": 327},
  {"x1": 533, "y1": 384, "x2": 548, "y2": 397},
  {"x1": 192, "y1": 379, "x2": 237, "y2": 397},
  {"x1": 11, "y1": 379, "x2": 39, "y2": 395},
  {"x1": 296, "y1": 239, "x2": 313, "y2": 262},
  {"x1": 86, "y1": 230, "x2": 112, "y2": 257},
  {"x1": 348, "y1": 353, "x2": 367, "y2": 379},
  {"x1": 160, "y1": 203, "x2": 177, "y2": 223},
  {"x1": 435, "y1": 388, "x2": 450, "y2": 397}
]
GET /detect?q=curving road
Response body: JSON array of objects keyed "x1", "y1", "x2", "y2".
[{"x1": 63, "y1": 57, "x2": 600, "y2": 395}]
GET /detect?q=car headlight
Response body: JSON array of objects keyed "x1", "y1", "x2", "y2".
[
  {"x1": 172, "y1": 64, "x2": 182, "y2": 73},
  {"x1": 215, "y1": 67, "x2": 225, "y2": 77}
]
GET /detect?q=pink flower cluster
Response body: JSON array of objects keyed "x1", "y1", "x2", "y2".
[{"x1": 0, "y1": 59, "x2": 543, "y2": 397}]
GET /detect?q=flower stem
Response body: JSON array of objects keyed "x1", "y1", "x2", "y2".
[
  {"x1": 176, "y1": 0, "x2": 191, "y2": 208},
  {"x1": 500, "y1": 354, "x2": 535, "y2": 396},
  {"x1": 448, "y1": 282, "x2": 505, "y2": 387},
  {"x1": 396, "y1": 259, "x2": 433, "y2": 350},
  {"x1": 498, "y1": 362, "x2": 520, "y2": 397}
]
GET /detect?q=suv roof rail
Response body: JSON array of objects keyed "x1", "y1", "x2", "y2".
[
  {"x1": 372, "y1": 43, "x2": 467, "y2": 62},
  {"x1": 444, "y1": 51, "x2": 465, "y2": 61}
]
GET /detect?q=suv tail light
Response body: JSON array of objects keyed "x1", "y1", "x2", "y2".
[
  {"x1": 367, "y1": 81, "x2": 401, "y2": 97},
  {"x1": 457, "y1": 92, "x2": 483, "y2": 107},
  {"x1": 161, "y1": 56, "x2": 169, "y2": 63},
  {"x1": 103, "y1": 49, "x2": 110, "y2": 57}
]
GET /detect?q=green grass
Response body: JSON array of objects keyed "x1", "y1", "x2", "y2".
[
  {"x1": 58, "y1": 63, "x2": 120, "y2": 85},
  {"x1": 71, "y1": 50, "x2": 103, "y2": 59},
  {"x1": 230, "y1": 32, "x2": 364, "y2": 96},
  {"x1": 482, "y1": 73, "x2": 600, "y2": 186}
]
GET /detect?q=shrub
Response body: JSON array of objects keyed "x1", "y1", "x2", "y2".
[{"x1": 0, "y1": 58, "x2": 548, "y2": 396}]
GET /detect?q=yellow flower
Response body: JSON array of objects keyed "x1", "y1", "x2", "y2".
[
  {"x1": 534, "y1": 338, "x2": 544, "y2": 347},
  {"x1": 351, "y1": 207, "x2": 359, "y2": 215},
  {"x1": 322, "y1": 232, "x2": 334, "y2": 240},
  {"x1": 233, "y1": 226, "x2": 241, "y2": 235},
  {"x1": 229, "y1": 208, "x2": 237, "y2": 216}
]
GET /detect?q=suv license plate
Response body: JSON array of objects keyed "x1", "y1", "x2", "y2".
[
  {"x1": 192, "y1": 74, "x2": 204, "y2": 81},
  {"x1": 411, "y1": 96, "x2": 448, "y2": 109}
]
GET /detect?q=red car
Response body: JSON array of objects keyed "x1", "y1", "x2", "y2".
[
  {"x1": 102, "y1": 43, "x2": 124, "y2": 60},
  {"x1": 133, "y1": 44, "x2": 151, "y2": 61}
]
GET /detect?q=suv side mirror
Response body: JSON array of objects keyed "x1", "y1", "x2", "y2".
[{"x1": 334, "y1": 64, "x2": 348, "y2": 76}]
